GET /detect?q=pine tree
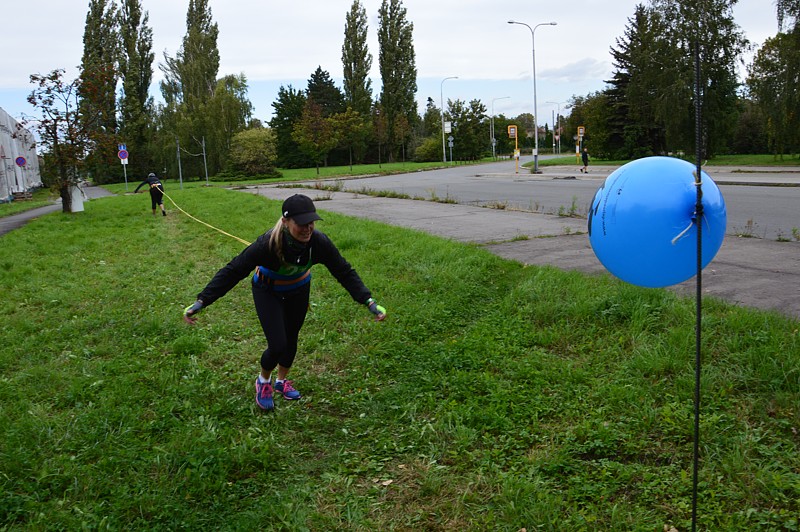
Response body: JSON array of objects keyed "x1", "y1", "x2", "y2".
[
  {"x1": 377, "y1": 0, "x2": 417, "y2": 161},
  {"x1": 269, "y1": 85, "x2": 308, "y2": 168},
  {"x1": 342, "y1": 0, "x2": 373, "y2": 116},
  {"x1": 306, "y1": 66, "x2": 345, "y2": 117}
]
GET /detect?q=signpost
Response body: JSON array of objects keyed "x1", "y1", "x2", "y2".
[
  {"x1": 118, "y1": 144, "x2": 129, "y2": 190},
  {"x1": 508, "y1": 125, "x2": 519, "y2": 174}
]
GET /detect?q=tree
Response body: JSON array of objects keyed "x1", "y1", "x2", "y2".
[
  {"x1": 607, "y1": 4, "x2": 667, "y2": 158},
  {"x1": 446, "y1": 99, "x2": 488, "y2": 161},
  {"x1": 27, "y1": 71, "x2": 93, "y2": 213},
  {"x1": 342, "y1": 0, "x2": 373, "y2": 116},
  {"x1": 292, "y1": 99, "x2": 339, "y2": 174},
  {"x1": 228, "y1": 127, "x2": 278, "y2": 177},
  {"x1": 747, "y1": 32, "x2": 799, "y2": 156},
  {"x1": 650, "y1": 0, "x2": 747, "y2": 156},
  {"x1": 306, "y1": 66, "x2": 345, "y2": 117},
  {"x1": 378, "y1": 0, "x2": 417, "y2": 161},
  {"x1": 269, "y1": 85, "x2": 307, "y2": 168},
  {"x1": 80, "y1": 0, "x2": 119, "y2": 183},
  {"x1": 158, "y1": 0, "x2": 220, "y2": 178},
  {"x1": 332, "y1": 107, "x2": 371, "y2": 170},
  {"x1": 119, "y1": 0, "x2": 155, "y2": 180},
  {"x1": 206, "y1": 74, "x2": 253, "y2": 172}
]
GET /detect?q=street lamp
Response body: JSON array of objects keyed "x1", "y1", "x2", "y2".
[
  {"x1": 491, "y1": 96, "x2": 510, "y2": 160},
  {"x1": 440, "y1": 76, "x2": 458, "y2": 163},
  {"x1": 546, "y1": 100, "x2": 567, "y2": 154},
  {"x1": 508, "y1": 20, "x2": 557, "y2": 173}
]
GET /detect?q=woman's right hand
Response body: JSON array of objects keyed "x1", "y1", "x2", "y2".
[{"x1": 183, "y1": 300, "x2": 204, "y2": 324}]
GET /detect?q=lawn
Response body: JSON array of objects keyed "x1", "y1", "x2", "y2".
[{"x1": 0, "y1": 185, "x2": 798, "y2": 530}]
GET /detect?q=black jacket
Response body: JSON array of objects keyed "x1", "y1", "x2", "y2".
[
  {"x1": 196, "y1": 229, "x2": 371, "y2": 307},
  {"x1": 134, "y1": 175, "x2": 163, "y2": 193}
]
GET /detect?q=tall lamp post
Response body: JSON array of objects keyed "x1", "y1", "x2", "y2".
[
  {"x1": 491, "y1": 96, "x2": 510, "y2": 160},
  {"x1": 440, "y1": 76, "x2": 458, "y2": 163},
  {"x1": 546, "y1": 100, "x2": 567, "y2": 154},
  {"x1": 508, "y1": 20, "x2": 556, "y2": 173}
]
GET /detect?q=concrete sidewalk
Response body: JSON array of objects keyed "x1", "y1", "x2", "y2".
[{"x1": 244, "y1": 185, "x2": 800, "y2": 321}]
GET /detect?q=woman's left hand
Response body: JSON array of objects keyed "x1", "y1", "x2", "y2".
[{"x1": 366, "y1": 298, "x2": 386, "y2": 321}]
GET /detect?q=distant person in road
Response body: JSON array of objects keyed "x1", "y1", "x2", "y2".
[
  {"x1": 134, "y1": 172, "x2": 166, "y2": 216},
  {"x1": 580, "y1": 148, "x2": 590, "y2": 174},
  {"x1": 182, "y1": 194, "x2": 386, "y2": 412}
]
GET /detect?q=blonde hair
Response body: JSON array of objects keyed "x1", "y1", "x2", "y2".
[{"x1": 268, "y1": 217, "x2": 286, "y2": 261}]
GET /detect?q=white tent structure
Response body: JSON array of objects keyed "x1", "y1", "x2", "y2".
[{"x1": 0, "y1": 107, "x2": 42, "y2": 202}]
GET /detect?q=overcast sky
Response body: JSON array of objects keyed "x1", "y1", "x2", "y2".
[{"x1": 0, "y1": 0, "x2": 781, "y2": 128}]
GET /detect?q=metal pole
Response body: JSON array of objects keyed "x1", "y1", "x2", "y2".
[
  {"x1": 508, "y1": 21, "x2": 556, "y2": 173},
  {"x1": 202, "y1": 136, "x2": 209, "y2": 186},
  {"x1": 176, "y1": 138, "x2": 183, "y2": 190},
  {"x1": 440, "y1": 76, "x2": 457, "y2": 164}
]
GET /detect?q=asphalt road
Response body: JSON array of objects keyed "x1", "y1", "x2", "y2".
[
  {"x1": 241, "y1": 159, "x2": 800, "y2": 321},
  {"x1": 328, "y1": 156, "x2": 800, "y2": 242}
]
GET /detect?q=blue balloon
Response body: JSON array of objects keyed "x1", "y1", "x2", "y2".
[{"x1": 588, "y1": 156, "x2": 726, "y2": 288}]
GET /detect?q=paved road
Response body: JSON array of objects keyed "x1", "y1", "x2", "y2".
[
  {"x1": 327, "y1": 157, "x2": 800, "y2": 241},
  {"x1": 240, "y1": 164, "x2": 800, "y2": 321}
]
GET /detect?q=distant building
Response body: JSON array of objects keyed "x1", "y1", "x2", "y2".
[{"x1": 0, "y1": 107, "x2": 42, "y2": 202}]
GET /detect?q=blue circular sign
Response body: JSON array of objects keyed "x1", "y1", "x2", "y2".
[
  {"x1": 15, "y1": 156, "x2": 26, "y2": 167},
  {"x1": 118, "y1": 150, "x2": 129, "y2": 160}
]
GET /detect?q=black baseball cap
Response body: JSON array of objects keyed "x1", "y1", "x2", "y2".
[{"x1": 282, "y1": 194, "x2": 322, "y2": 225}]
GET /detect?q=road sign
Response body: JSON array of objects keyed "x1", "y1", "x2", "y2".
[
  {"x1": 118, "y1": 149, "x2": 129, "y2": 160},
  {"x1": 507, "y1": 125, "x2": 517, "y2": 139},
  {"x1": 15, "y1": 156, "x2": 26, "y2": 167},
  {"x1": 578, "y1": 126, "x2": 585, "y2": 138}
]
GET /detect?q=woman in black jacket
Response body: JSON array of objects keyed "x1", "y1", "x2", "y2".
[{"x1": 183, "y1": 194, "x2": 385, "y2": 411}]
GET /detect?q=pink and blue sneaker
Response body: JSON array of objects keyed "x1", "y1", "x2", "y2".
[
  {"x1": 274, "y1": 380, "x2": 301, "y2": 400},
  {"x1": 255, "y1": 378, "x2": 274, "y2": 410}
]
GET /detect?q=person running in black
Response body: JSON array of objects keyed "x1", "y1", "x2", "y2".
[
  {"x1": 182, "y1": 194, "x2": 386, "y2": 411},
  {"x1": 134, "y1": 173, "x2": 166, "y2": 216}
]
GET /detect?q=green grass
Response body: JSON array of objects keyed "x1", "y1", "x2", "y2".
[
  {"x1": 1, "y1": 187, "x2": 799, "y2": 530},
  {"x1": 0, "y1": 187, "x2": 58, "y2": 216}
]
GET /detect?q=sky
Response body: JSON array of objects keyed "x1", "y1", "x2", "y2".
[{"x1": 0, "y1": 0, "x2": 782, "y2": 130}]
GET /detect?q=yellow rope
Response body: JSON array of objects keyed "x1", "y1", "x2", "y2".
[{"x1": 160, "y1": 187, "x2": 252, "y2": 246}]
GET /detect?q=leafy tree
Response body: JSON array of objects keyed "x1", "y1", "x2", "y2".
[
  {"x1": 80, "y1": 0, "x2": 119, "y2": 183},
  {"x1": 747, "y1": 32, "x2": 799, "y2": 156},
  {"x1": 27, "y1": 71, "x2": 93, "y2": 213},
  {"x1": 292, "y1": 99, "x2": 338, "y2": 174},
  {"x1": 206, "y1": 74, "x2": 253, "y2": 172},
  {"x1": 372, "y1": 103, "x2": 388, "y2": 166},
  {"x1": 342, "y1": 0, "x2": 373, "y2": 116},
  {"x1": 446, "y1": 99, "x2": 487, "y2": 160},
  {"x1": 650, "y1": 0, "x2": 747, "y2": 156},
  {"x1": 307, "y1": 66, "x2": 345, "y2": 117},
  {"x1": 331, "y1": 107, "x2": 371, "y2": 170},
  {"x1": 269, "y1": 85, "x2": 307, "y2": 168},
  {"x1": 228, "y1": 127, "x2": 278, "y2": 177},
  {"x1": 119, "y1": 0, "x2": 155, "y2": 180},
  {"x1": 158, "y1": 0, "x2": 220, "y2": 178},
  {"x1": 378, "y1": 0, "x2": 417, "y2": 161}
]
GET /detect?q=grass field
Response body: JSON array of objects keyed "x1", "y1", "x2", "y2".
[{"x1": 0, "y1": 187, "x2": 797, "y2": 530}]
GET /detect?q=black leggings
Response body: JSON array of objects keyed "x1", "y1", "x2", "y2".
[
  {"x1": 251, "y1": 282, "x2": 310, "y2": 373},
  {"x1": 149, "y1": 189, "x2": 164, "y2": 209}
]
